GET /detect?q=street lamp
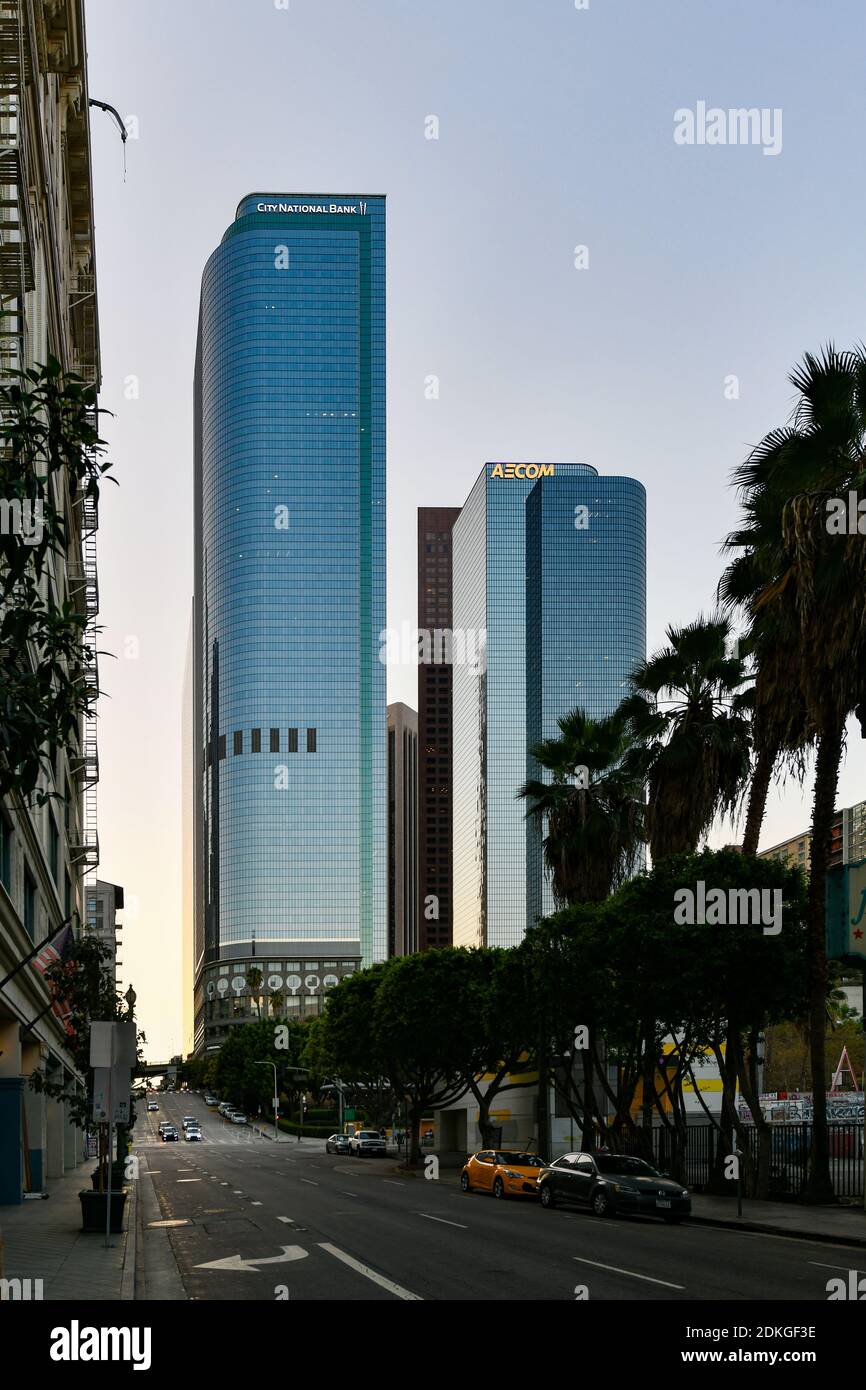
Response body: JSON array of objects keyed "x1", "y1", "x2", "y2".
[{"x1": 254, "y1": 1061, "x2": 279, "y2": 1144}]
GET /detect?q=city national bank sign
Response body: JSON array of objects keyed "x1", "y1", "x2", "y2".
[
  {"x1": 256, "y1": 201, "x2": 368, "y2": 214},
  {"x1": 491, "y1": 463, "x2": 555, "y2": 479}
]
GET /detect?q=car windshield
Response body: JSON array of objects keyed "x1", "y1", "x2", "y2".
[
  {"x1": 494, "y1": 1153, "x2": 543, "y2": 1168},
  {"x1": 359, "y1": 1131, "x2": 380, "y2": 1139},
  {"x1": 594, "y1": 1155, "x2": 660, "y2": 1177}
]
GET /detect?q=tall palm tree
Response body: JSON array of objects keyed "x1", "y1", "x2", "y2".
[
  {"x1": 518, "y1": 707, "x2": 645, "y2": 906},
  {"x1": 719, "y1": 485, "x2": 812, "y2": 855},
  {"x1": 245, "y1": 966, "x2": 264, "y2": 1019},
  {"x1": 618, "y1": 616, "x2": 751, "y2": 861},
  {"x1": 519, "y1": 708, "x2": 645, "y2": 1159},
  {"x1": 721, "y1": 345, "x2": 866, "y2": 1201}
]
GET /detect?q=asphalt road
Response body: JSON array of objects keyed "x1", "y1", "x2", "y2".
[{"x1": 136, "y1": 1093, "x2": 865, "y2": 1302}]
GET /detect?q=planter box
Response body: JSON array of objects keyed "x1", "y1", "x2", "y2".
[
  {"x1": 90, "y1": 1166, "x2": 128, "y2": 1192},
  {"x1": 79, "y1": 1188, "x2": 127, "y2": 1233}
]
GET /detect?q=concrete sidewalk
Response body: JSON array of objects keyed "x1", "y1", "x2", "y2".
[
  {"x1": 0, "y1": 1156, "x2": 137, "y2": 1300},
  {"x1": 688, "y1": 1193, "x2": 866, "y2": 1247}
]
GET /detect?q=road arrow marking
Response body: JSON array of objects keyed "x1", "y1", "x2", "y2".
[{"x1": 194, "y1": 1245, "x2": 309, "y2": 1273}]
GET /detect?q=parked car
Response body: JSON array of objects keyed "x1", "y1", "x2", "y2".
[
  {"x1": 161, "y1": 1127, "x2": 178, "y2": 1142},
  {"x1": 349, "y1": 1129, "x2": 387, "y2": 1157},
  {"x1": 147, "y1": 1101, "x2": 158, "y2": 1112},
  {"x1": 460, "y1": 1150, "x2": 545, "y2": 1198},
  {"x1": 230, "y1": 1112, "x2": 247, "y2": 1125},
  {"x1": 325, "y1": 1133, "x2": 351, "y2": 1155},
  {"x1": 536, "y1": 1152, "x2": 691, "y2": 1222},
  {"x1": 218, "y1": 1102, "x2": 233, "y2": 1116},
  {"x1": 204, "y1": 1096, "x2": 218, "y2": 1106}
]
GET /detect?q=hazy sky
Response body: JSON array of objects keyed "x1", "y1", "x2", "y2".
[{"x1": 85, "y1": 0, "x2": 866, "y2": 1059}]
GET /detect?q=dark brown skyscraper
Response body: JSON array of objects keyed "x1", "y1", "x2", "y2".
[{"x1": 417, "y1": 507, "x2": 461, "y2": 949}]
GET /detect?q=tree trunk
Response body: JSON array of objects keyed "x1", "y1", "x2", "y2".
[
  {"x1": 536, "y1": 1030, "x2": 551, "y2": 1158},
  {"x1": 706, "y1": 1036, "x2": 739, "y2": 1195},
  {"x1": 804, "y1": 723, "x2": 842, "y2": 1203},
  {"x1": 742, "y1": 742, "x2": 777, "y2": 856},
  {"x1": 407, "y1": 1098, "x2": 422, "y2": 1168},
  {"x1": 637, "y1": 1021, "x2": 655, "y2": 1162},
  {"x1": 580, "y1": 1050, "x2": 595, "y2": 1153},
  {"x1": 730, "y1": 1029, "x2": 771, "y2": 1199},
  {"x1": 468, "y1": 1074, "x2": 500, "y2": 1148}
]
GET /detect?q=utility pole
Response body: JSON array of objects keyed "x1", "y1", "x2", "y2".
[{"x1": 254, "y1": 1061, "x2": 278, "y2": 1143}]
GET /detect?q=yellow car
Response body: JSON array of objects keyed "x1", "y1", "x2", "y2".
[{"x1": 460, "y1": 1149, "x2": 545, "y2": 1199}]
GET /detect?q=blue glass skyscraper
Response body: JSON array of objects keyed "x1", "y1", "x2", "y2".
[
  {"x1": 193, "y1": 194, "x2": 386, "y2": 1051},
  {"x1": 452, "y1": 463, "x2": 646, "y2": 948}
]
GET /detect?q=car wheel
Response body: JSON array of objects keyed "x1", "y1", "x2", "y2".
[
  {"x1": 460, "y1": 1171, "x2": 471, "y2": 1192},
  {"x1": 540, "y1": 1183, "x2": 555, "y2": 1209},
  {"x1": 591, "y1": 1188, "x2": 612, "y2": 1217},
  {"x1": 492, "y1": 1177, "x2": 506, "y2": 1199}
]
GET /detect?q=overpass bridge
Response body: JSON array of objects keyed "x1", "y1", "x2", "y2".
[{"x1": 136, "y1": 1061, "x2": 179, "y2": 1084}]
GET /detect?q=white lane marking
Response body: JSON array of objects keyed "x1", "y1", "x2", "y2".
[
  {"x1": 341, "y1": 1191, "x2": 358, "y2": 1198},
  {"x1": 417, "y1": 1213, "x2": 467, "y2": 1230},
  {"x1": 195, "y1": 1245, "x2": 308, "y2": 1273},
  {"x1": 318, "y1": 1242, "x2": 422, "y2": 1300},
  {"x1": 573, "y1": 1256, "x2": 685, "y2": 1290},
  {"x1": 382, "y1": 1180, "x2": 405, "y2": 1187},
  {"x1": 233, "y1": 1190, "x2": 244, "y2": 1195},
  {"x1": 300, "y1": 1179, "x2": 318, "y2": 1187},
  {"x1": 277, "y1": 1216, "x2": 294, "y2": 1224},
  {"x1": 251, "y1": 1201, "x2": 263, "y2": 1206},
  {"x1": 177, "y1": 1178, "x2": 202, "y2": 1183},
  {"x1": 809, "y1": 1260, "x2": 866, "y2": 1272}
]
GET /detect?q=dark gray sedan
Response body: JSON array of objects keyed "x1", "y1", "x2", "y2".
[
  {"x1": 537, "y1": 1152, "x2": 691, "y2": 1223},
  {"x1": 325, "y1": 1133, "x2": 351, "y2": 1155}
]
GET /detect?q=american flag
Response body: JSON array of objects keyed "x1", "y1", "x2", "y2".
[{"x1": 31, "y1": 923, "x2": 75, "y2": 1034}]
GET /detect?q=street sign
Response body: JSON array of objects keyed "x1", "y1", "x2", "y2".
[
  {"x1": 344, "y1": 1108, "x2": 355, "y2": 1121},
  {"x1": 826, "y1": 858, "x2": 866, "y2": 965},
  {"x1": 89, "y1": 1020, "x2": 137, "y2": 1068},
  {"x1": 91, "y1": 1065, "x2": 132, "y2": 1124}
]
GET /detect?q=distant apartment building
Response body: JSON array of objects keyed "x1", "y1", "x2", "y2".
[
  {"x1": 452, "y1": 463, "x2": 646, "y2": 948},
  {"x1": 84, "y1": 881, "x2": 124, "y2": 995},
  {"x1": 0, "y1": 0, "x2": 101, "y2": 1203},
  {"x1": 758, "y1": 798, "x2": 866, "y2": 875},
  {"x1": 417, "y1": 507, "x2": 460, "y2": 949},
  {"x1": 387, "y1": 703, "x2": 418, "y2": 956},
  {"x1": 759, "y1": 830, "x2": 812, "y2": 874}
]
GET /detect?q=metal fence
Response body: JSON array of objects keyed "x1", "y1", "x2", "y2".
[{"x1": 620, "y1": 1123, "x2": 863, "y2": 1199}]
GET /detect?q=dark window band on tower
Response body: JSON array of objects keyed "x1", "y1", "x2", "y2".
[
  {"x1": 218, "y1": 734, "x2": 226, "y2": 760},
  {"x1": 233, "y1": 731, "x2": 243, "y2": 755},
  {"x1": 306, "y1": 728, "x2": 317, "y2": 753},
  {"x1": 252, "y1": 728, "x2": 262, "y2": 753},
  {"x1": 270, "y1": 728, "x2": 280, "y2": 753},
  {"x1": 287, "y1": 728, "x2": 298, "y2": 753}
]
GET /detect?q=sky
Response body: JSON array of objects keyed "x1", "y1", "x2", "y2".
[{"x1": 84, "y1": 0, "x2": 866, "y2": 1060}]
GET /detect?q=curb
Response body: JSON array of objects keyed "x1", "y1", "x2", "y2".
[
  {"x1": 685, "y1": 1212, "x2": 866, "y2": 1249},
  {"x1": 120, "y1": 1178, "x2": 137, "y2": 1301}
]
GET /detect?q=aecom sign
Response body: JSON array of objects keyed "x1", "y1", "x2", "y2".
[{"x1": 490, "y1": 464, "x2": 555, "y2": 479}]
